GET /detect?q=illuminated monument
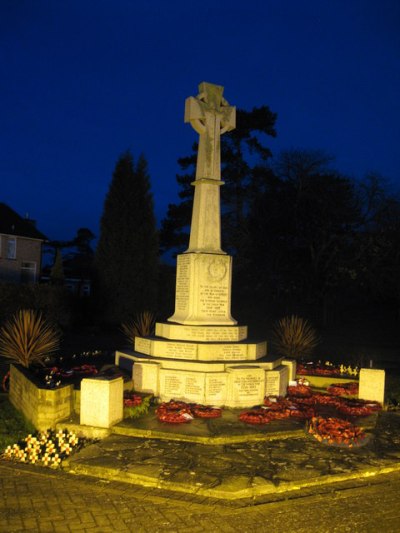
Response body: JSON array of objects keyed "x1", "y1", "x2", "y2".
[{"x1": 116, "y1": 82, "x2": 291, "y2": 407}]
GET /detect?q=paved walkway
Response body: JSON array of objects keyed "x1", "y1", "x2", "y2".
[
  {"x1": 2, "y1": 462, "x2": 400, "y2": 532},
  {"x1": 1, "y1": 411, "x2": 400, "y2": 532},
  {"x1": 61, "y1": 410, "x2": 400, "y2": 499}
]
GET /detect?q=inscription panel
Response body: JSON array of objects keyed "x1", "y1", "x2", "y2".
[
  {"x1": 174, "y1": 254, "x2": 191, "y2": 314},
  {"x1": 265, "y1": 366, "x2": 289, "y2": 397},
  {"x1": 134, "y1": 337, "x2": 151, "y2": 355},
  {"x1": 198, "y1": 343, "x2": 247, "y2": 360},
  {"x1": 265, "y1": 371, "x2": 280, "y2": 396},
  {"x1": 156, "y1": 323, "x2": 248, "y2": 342},
  {"x1": 226, "y1": 368, "x2": 265, "y2": 407},
  {"x1": 205, "y1": 373, "x2": 228, "y2": 403},
  {"x1": 199, "y1": 283, "x2": 229, "y2": 318},
  {"x1": 159, "y1": 369, "x2": 205, "y2": 403},
  {"x1": 158, "y1": 341, "x2": 197, "y2": 360}
]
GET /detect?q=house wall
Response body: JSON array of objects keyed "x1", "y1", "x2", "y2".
[{"x1": 0, "y1": 235, "x2": 43, "y2": 283}]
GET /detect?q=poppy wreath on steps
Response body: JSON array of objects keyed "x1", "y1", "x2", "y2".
[
  {"x1": 308, "y1": 416, "x2": 368, "y2": 447},
  {"x1": 287, "y1": 384, "x2": 313, "y2": 398},
  {"x1": 191, "y1": 405, "x2": 222, "y2": 418},
  {"x1": 155, "y1": 400, "x2": 222, "y2": 424},
  {"x1": 336, "y1": 398, "x2": 382, "y2": 417},
  {"x1": 327, "y1": 382, "x2": 359, "y2": 396}
]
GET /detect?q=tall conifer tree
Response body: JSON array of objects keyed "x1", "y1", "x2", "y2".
[{"x1": 95, "y1": 151, "x2": 158, "y2": 324}]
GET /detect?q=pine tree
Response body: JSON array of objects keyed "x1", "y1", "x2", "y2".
[
  {"x1": 159, "y1": 106, "x2": 277, "y2": 257},
  {"x1": 95, "y1": 151, "x2": 159, "y2": 324}
]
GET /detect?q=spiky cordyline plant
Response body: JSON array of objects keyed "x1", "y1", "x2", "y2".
[
  {"x1": 0, "y1": 309, "x2": 60, "y2": 368},
  {"x1": 121, "y1": 310, "x2": 156, "y2": 347},
  {"x1": 272, "y1": 315, "x2": 319, "y2": 360}
]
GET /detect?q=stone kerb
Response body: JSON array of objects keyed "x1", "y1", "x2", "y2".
[{"x1": 9, "y1": 364, "x2": 74, "y2": 431}]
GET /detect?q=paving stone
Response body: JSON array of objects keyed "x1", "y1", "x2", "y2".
[{"x1": 2, "y1": 412, "x2": 400, "y2": 531}]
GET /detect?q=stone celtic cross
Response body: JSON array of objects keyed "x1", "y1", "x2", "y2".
[
  {"x1": 184, "y1": 82, "x2": 236, "y2": 254},
  {"x1": 185, "y1": 82, "x2": 236, "y2": 181}
]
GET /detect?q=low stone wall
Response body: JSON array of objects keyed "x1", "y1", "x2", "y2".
[
  {"x1": 296, "y1": 374, "x2": 358, "y2": 389},
  {"x1": 9, "y1": 365, "x2": 74, "y2": 430}
]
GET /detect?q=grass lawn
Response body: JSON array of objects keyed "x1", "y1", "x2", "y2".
[{"x1": 0, "y1": 394, "x2": 36, "y2": 450}]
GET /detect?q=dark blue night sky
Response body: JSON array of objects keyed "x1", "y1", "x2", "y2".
[{"x1": 1, "y1": 0, "x2": 399, "y2": 242}]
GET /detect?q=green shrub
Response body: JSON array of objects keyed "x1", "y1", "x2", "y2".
[
  {"x1": 0, "y1": 309, "x2": 60, "y2": 368},
  {"x1": 272, "y1": 315, "x2": 319, "y2": 359},
  {"x1": 121, "y1": 311, "x2": 156, "y2": 347}
]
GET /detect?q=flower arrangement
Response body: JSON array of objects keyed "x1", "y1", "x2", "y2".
[
  {"x1": 123, "y1": 391, "x2": 153, "y2": 418},
  {"x1": 2, "y1": 429, "x2": 88, "y2": 468}
]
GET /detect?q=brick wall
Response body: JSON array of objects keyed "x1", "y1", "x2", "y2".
[{"x1": 9, "y1": 365, "x2": 74, "y2": 430}]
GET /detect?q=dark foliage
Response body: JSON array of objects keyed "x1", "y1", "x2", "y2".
[{"x1": 95, "y1": 151, "x2": 159, "y2": 324}]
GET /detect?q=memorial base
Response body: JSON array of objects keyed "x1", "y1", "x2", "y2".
[{"x1": 115, "y1": 350, "x2": 290, "y2": 408}]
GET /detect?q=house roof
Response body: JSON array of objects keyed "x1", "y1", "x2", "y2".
[{"x1": 0, "y1": 203, "x2": 47, "y2": 240}]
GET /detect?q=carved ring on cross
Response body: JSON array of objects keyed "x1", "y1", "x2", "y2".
[{"x1": 191, "y1": 91, "x2": 232, "y2": 135}]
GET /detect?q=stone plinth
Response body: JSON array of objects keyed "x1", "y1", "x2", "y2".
[
  {"x1": 80, "y1": 377, "x2": 123, "y2": 428},
  {"x1": 168, "y1": 253, "x2": 236, "y2": 325},
  {"x1": 359, "y1": 368, "x2": 385, "y2": 404}
]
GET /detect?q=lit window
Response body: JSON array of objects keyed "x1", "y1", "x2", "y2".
[{"x1": 7, "y1": 237, "x2": 16, "y2": 259}]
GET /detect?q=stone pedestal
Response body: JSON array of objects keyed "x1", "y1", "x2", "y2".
[
  {"x1": 358, "y1": 368, "x2": 385, "y2": 404},
  {"x1": 168, "y1": 252, "x2": 236, "y2": 325},
  {"x1": 80, "y1": 377, "x2": 123, "y2": 428}
]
